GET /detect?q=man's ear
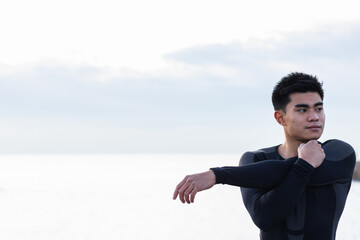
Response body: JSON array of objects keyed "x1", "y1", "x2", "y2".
[{"x1": 274, "y1": 110, "x2": 286, "y2": 126}]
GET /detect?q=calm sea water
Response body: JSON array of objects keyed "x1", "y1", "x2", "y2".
[{"x1": 0, "y1": 154, "x2": 358, "y2": 240}]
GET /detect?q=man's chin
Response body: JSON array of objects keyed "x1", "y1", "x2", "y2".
[
  {"x1": 300, "y1": 133, "x2": 322, "y2": 142},
  {"x1": 302, "y1": 136, "x2": 321, "y2": 142}
]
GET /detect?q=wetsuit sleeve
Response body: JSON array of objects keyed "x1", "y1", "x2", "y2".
[
  {"x1": 210, "y1": 157, "x2": 298, "y2": 188},
  {"x1": 239, "y1": 151, "x2": 314, "y2": 231}
]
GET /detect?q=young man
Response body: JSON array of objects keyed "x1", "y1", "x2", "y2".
[{"x1": 173, "y1": 72, "x2": 356, "y2": 240}]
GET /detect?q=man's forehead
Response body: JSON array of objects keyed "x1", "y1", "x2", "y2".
[{"x1": 288, "y1": 92, "x2": 322, "y2": 105}]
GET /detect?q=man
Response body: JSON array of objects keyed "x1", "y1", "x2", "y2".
[{"x1": 173, "y1": 72, "x2": 356, "y2": 240}]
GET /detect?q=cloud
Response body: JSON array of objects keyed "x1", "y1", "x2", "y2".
[
  {"x1": 164, "y1": 24, "x2": 360, "y2": 96},
  {"x1": 165, "y1": 25, "x2": 360, "y2": 72}
]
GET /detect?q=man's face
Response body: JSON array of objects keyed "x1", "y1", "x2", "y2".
[{"x1": 282, "y1": 92, "x2": 325, "y2": 142}]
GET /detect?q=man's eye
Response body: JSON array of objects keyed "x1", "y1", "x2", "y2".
[
  {"x1": 298, "y1": 109, "x2": 307, "y2": 112},
  {"x1": 316, "y1": 108, "x2": 323, "y2": 112}
]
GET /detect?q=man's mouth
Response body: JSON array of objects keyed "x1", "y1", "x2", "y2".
[{"x1": 306, "y1": 125, "x2": 322, "y2": 130}]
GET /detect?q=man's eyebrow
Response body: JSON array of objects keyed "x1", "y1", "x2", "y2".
[
  {"x1": 294, "y1": 104, "x2": 309, "y2": 108},
  {"x1": 294, "y1": 102, "x2": 323, "y2": 108}
]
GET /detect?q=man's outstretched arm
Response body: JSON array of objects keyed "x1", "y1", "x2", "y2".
[
  {"x1": 173, "y1": 140, "x2": 325, "y2": 204},
  {"x1": 173, "y1": 170, "x2": 216, "y2": 204}
]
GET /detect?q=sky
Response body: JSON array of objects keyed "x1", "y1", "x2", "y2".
[{"x1": 1, "y1": 0, "x2": 360, "y2": 154}]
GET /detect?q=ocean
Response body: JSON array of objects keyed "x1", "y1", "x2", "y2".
[{"x1": 0, "y1": 154, "x2": 358, "y2": 240}]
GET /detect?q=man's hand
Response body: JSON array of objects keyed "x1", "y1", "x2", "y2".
[
  {"x1": 298, "y1": 140, "x2": 326, "y2": 168},
  {"x1": 173, "y1": 170, "x2": 216, "y2": 204}
]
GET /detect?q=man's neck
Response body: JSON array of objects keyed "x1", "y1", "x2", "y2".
[{"x1": 278, "y1": 140, "x2": 303, "y2": 159}]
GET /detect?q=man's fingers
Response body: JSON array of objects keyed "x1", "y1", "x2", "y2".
[
  {"x1": 178, "y1": 180, "x2": 191, "y2": 203},
  {"x1": 173, "y1": 177, "x2": 187, "y2": 200},
  {"x1": 184, "y1": 183, "x2": 195, "y2": 204},
  {"x1": 190, "y1": 187, "x2": 199, "y2": 203}
]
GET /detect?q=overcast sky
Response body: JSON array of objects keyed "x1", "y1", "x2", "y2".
[{"x1": 1, "y1": 0, "x2": 360, "y2": 154}]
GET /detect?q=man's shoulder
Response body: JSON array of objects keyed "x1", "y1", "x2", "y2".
[
  {"x1": 240, "y1": 145, "x2": 280, "y2": 165},
  {"x1": 322, "y1": 138, "x2": 352, "y2": 146},
  {"x1": 322, "y1": 139, "x2": 355, "y2": 161}
]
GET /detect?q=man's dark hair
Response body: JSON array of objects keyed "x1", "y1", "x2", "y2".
[{"x1": 272, "y1": 72, "x2": 324, "y2": 112}]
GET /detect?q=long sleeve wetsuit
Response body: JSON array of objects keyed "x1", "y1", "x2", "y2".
[{"x1": 210, "y1": 139, "x2": 356, "y2": 240}]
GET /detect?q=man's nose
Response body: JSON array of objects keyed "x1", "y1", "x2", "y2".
[{"x1": 308, "y1": 110, "x2": 319, "y2": 121}]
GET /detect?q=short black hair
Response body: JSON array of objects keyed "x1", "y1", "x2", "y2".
[{"x1": 272, "y1": 72, "x2": 324, "y2": 112}]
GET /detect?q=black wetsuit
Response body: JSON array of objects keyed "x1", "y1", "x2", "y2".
[{"x1": 210, "y1": 139, "x2": 356, "y2": 240}]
